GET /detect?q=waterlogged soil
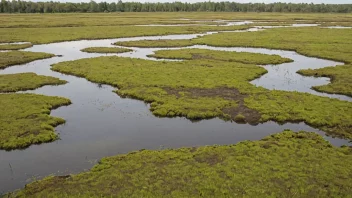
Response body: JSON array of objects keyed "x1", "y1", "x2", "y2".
[
  {"x1": 0, "y1": 26, "x2": 351, "y2": 194},
  {"x1": 164, "y1": 87, "x2": 262, "y2": 124}
]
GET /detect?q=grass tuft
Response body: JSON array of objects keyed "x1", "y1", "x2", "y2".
[
  {"x1": 0, "y1": 73, "x2": 66, "y2": 93},
  {"x1": 0, "y1": 51, "x2": 55, "y2": 69},
  {"x1": 7, "y1": 130, "x2": 352, "y2": 197},
  {"x1": 81, "y1": 47, "x2": 132, "y2": 54},
  {"x1": 0, "y1": 94, "x2": 71, "y2": 150}
]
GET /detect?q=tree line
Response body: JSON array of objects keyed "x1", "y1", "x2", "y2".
[{"x1": 0, "y1": 0, "x2": 351, "y2": 13}]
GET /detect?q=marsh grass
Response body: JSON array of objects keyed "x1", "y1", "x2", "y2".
[
  {"x1": 297, "y1": 65, "x2": 352, "y2": 97},
  {"x1": 0, "y1": 13, "x2": 228, "y2": 28},
  {"x1": 115, "y1": 39, "x2": 195, "y2": 48},
  {"x1": 0, "y1": 51, "x2": 55, "y2": 69},
  {"x1": 1, "y1": 13, "x2": 351, "y2": 28},
  {"x1": 0, "y1": 25, "x2": 249, "y2": 44},
  {"x1": 119, "y1": 27, "x2": 352, "y2": 97},
  {"x1": 193, "y1": 27, "x2": 352, "y2": 63},
  {"x1": 244, "y1": 90, "x2": 352, "y2": 139},
  {"x1": 192, "y1": 27, "x2": 352, "y2": 97},
  {"x1": 0, "y1": 73, "x2": 67, "y2": 93},
  {"x1": 7, "y1": 130, "x2": 352, "y2": 197},
  {"x1": 81, "y1": 47, "x2": 132, "y2": 54},
  {"x1": 0, "y1": 43, "x2": 32, "y2": 50},
  {"x1": 0, "y1": 94, "x2": 71, "y2": 150},
  {"x1": 149, "y1": 48, "x2": 293, "y2": 65},
  {"x1": 52, "y1": 55, "x2": 352, "y2": 139}
]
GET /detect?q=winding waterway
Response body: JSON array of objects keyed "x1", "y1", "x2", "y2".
[{"x1": 0, "y1": 24, "x2": 351, "y2": 194}]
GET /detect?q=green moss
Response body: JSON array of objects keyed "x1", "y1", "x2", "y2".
[
  {"x1": 0, "y1": 94, "x2": 71, "y2": 150},
  {"x1": 0, "y1": 51, "x2": 55, "y2": 69},
  {"x1": 150, "y1": 48, "x2": 293, "y2": 65},
  {"x1": 115, "y1": 39, "x2": 195, "y2": 48},
  {"x1": 0, "y1": 43, "x2": 32, "y2": 50},
  {"x1": 0, "y1": 73, "x2": 66, "y2": 93},
  {"x1": 1, "y1": 13, "x2": 351, "y2": 29},
  {"x1": 7, "y1": 130, "x2": 352, "y2": 197},
  {"x1": 297, "y1": 65, "x2": 352, "y2": 97},
  {"x1": 244, "y1": 90, "x2": 352, "y2": 139},
  {"x1": 52, "y1": 56, "x2": 266, "y2": 89},
  {"x1": 234, "y1": 113, "x2": 246, "y2": 123},
  {"x1": 122, "y1": 27, "x2": 352, "y2": 97},
  {"x1": 193, "y1": 27, "x2": 352, "y2": 63},
  {"x1": 81, "y1": 47, "x2": 132, "y2": 54},
  {"x1": 0, "y1": 13, "x2": 234, "y2": 28},
  {"x1": 0, "y1": 25, "x2": 249, "y2": 45},
  {"x1": 192, "y1": 27, "x2": 352, "y2": 97},
  {"x1": 51, "y1": 55, "x2": 352, "y2": 139}
]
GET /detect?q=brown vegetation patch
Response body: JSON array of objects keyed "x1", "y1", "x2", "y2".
[
  {"x1": 191, "y1": 53, "x2": 213, "y2": 60},
  {"x1": 164, "y1": 87, "x2": 261, "y2": 124},
  {"x1": 194, "y1": 153, "x2": 223, "y2": 166}
]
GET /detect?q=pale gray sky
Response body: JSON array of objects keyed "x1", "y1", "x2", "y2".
[{"x1": 31, "y1": 0, "x2": 351, "y2": 4}]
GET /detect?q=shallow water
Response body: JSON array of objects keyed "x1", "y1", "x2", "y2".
[
  {"x1": 135, "y1": 19, "x2": 253, "y2": 27},
  {"x1": 0, "y1": 42, "x2": 31, "y2": 45},
  {"x1": 254, "y1": 23, "x2": 319, "y2": 29},
  {"x1": 323, "y1": 26, "x2": 352, "y2": 29},
  {"x1": 0, "y1": 26, "x2": 351, "y2": 194}
]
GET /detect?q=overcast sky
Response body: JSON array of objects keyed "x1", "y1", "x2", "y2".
[{"x1": 31, "y1": 0, "x2": 352, "y2": 4}]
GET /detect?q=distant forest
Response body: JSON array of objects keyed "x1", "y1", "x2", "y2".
[{"x1": 0, "y1": 0, "x2": 352, "y2": 13}]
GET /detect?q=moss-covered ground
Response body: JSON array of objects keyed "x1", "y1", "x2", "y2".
[
  {"x1": 191, "y1": 27, "x2": 352, "y2": 97},
  {"x1": 115, "y1": 39, "x2": 196, "y2": 48},
  {"x1": 116, "y1": 27, "x2": 352, "y2": 63},
  {"x1": 298, "y1": 65, "x2": 352, "y2": 97},
  {"x1": 51, "y1": 55, "x2": 352, "y2": 139},
  {"x1": 0, "y1": 12, "x2": 351, "y2": 196},
  {"x1": 1, "y1": 12, "x2": 351, "y2": 45},
  {"x1": 1, "y1": 13, "x2": 351, "y2": 28},
  {"x1": 192, "y1": 27, "x2": 352, "y2": 63},
  {"x1": 0, "y1": 25, "x2": 249, "y2": 45},
  {"x1": 0, "y1": 73, "x2": 66, "y2": 93},
  {"x1": 0, "y1": 51, "x2": 55, "y2": 69},
  {"x1": 81, "y1": 47, "x2": 132, "y2": 54},
  {"x1": 0, "y1": 48, "x2": 70, "y2": 150},
  {"x1": 116, "y1": 27, "x2": 352, "y2": 97},
  {"x1": 0, "y1": 43, "x2": 32, "y2": 50},
  {"x1": 0, "y1": 94, "x2": 71, "y2": 150},
  {"x1": 7, "y1": 130, "x2": 352, "y2": 197},
  {"x1": 149, "y1": 48, "x2": 293, "y2": 65}
]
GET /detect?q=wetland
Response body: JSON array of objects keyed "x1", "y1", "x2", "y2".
[{"x1": 0, "y1": 12, "x2": 351, "y2": 197}]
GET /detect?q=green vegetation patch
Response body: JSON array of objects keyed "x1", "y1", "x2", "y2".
[
  {"x1": 0, "y1": 25, "x2": 249, "y2": 44},
  {"x1": 0, "y1": 73, "x2": 67, "y2": 93},
  {"x1": 297, "y1": 65, "x2": 352, "y2": 97},
  {"x1": 81, "y1": 47, "x2": 132, "y2": 54},
  {"x1": 1, "y1": 13, "x2": 352, "y2": 28},
  {"x1": 0, "y1": 43, "x2": 32, "y2": 50},
  {"x1": 0, "y1": 94, "x2": 71, "y2": 150},
  {"x1": 51, "y1": 56, "x2": 352, "y2": 139},
  {"x1": 0, "y1": 13, "x2": 228, "y2": 28},
  {"x1": 7, "y1": 130, "x2": 352, "y2": 197},
  {"x1": 127, "y1": 27, "x2": 351, "y2": 97},
  {"x1": 51, "y1": 56, "x2": 266, "y2": 89},
  {"x1": 150, "y1": 48, "x2": 293, "y2": 65},
  {"x1": 191, "y1": 27, "x2": 352, "y2": 97},
  {"x1": 0, "y1": 51, "x2": 55, "y2": 69},
  {"x1": 51, "y1": 56, "x2": 265, "y2": 121},
  {"x1": 244, "y1": 90, "x2": 352, "y2": 139},
  {"x1": 115, "y1": 39, "x2": 195, "y2": 48},
  {"x1": 193, "y1": 27, "x2": 352, "y2": 63}
]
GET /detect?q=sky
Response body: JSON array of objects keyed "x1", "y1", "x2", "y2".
[{"x1": 31, "y1": 0, "x2": 352, "y2": 4}]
